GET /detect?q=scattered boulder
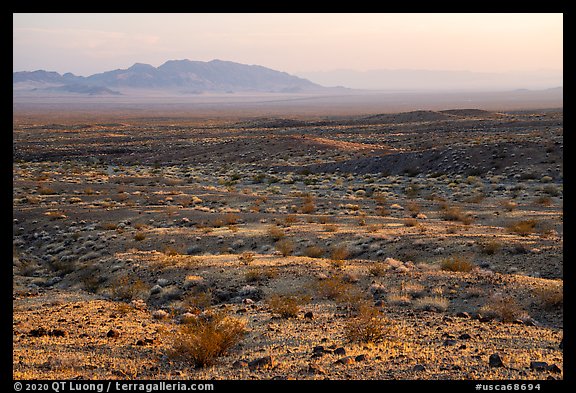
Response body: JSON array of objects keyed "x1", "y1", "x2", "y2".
[
  {"x1": 106, "y1": 329, "x2": 120, "y2": 338},
  {"x1": 413, "y1": 364, "x2": 426, "y2": 372},
  {"x1": 334, "y1": 347, "x2": 347, "y2": 356},
  {"x1": 455, "y1": 311, "x2": 471, "y2": 319},
  {"x1": 355, "y1": 354, "x2": 368, "y2": 362},
  {"x1": 304, "y1": 311, "x2": 314, "y2": 319},
  {"x1": 529, "y1": 361, "x2": 549, "y2": 371},
  {"x1": 489, "y1": 353, "x2": 505, "y2": 368}
]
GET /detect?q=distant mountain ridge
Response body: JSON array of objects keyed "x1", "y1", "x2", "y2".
[{"x1": 13, "y1": 59, "x2": 323, "y2": 95}]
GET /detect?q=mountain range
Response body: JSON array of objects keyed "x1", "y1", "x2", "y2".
[{"x1": 13, "y1": 59, "x2": 323, "y2": 95}]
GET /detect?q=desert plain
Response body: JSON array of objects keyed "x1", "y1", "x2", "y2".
[{"x1": 12, "y1": 101, "x2": 563, "y2": 381}]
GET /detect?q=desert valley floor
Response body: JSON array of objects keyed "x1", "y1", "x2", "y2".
[{"x1": 12, "y1": 107, "x2": 563, "y2": 380}]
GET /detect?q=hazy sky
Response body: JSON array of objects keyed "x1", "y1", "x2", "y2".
[{"x1": 13, "y1": 13, "x2": 562, "y2": 77}]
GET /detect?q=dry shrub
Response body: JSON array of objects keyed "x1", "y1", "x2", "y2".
[
  {"x1": 369, "y1": 262, "x2": 388, "y2": 277},
  {"x1": 344, "y1": 304, "x2": 390, "y2": 343},
  {"x1": 534, "y1": 196, "x2": 553, "y2": 207},
  {"x1": 276, "y1": 239, "x2": 294, "y2": 257},
  {"x1": 283, "y1": 214, "x2": 298, "y2": 226},
  {"x1": 479, "y1": 293, "x2": 527, "y2": 322},
  {"x1": 101, "y1": 222, "x2": 119, "y2": 231},
  {"x1": 499, "y1": 200, "x2": 518, "y2": 212},
  {"x1": 301, "y1": 195, "x2": 316, "y2": 214},
  {"x1": 532, "y1": 282, "x2": 563, "y2": 310},
  {"x1": 386, "y1": 291, "x2": 412, "y2": 307},
  {"x1": 404, "y1": 218, "x2": 418, "y2": 227},
  {"x1": 506, "y1": 219, "x2": 538, "y2": 236},
  {"x1": 267, "y1": 294, "x2": 302, "y2": 318},
  {"x1": 37, "y1": 185, "x2": 57, "y2": 195},
  {"x1": 134, "y1": 232, "x2": 146, "y2": 241},
  {"x1": 318, "y1": 216, "x2": 334, "y2": 224},
  {"x1": 223, "y1": 213, "x2": 240, "y2": 226},
  {"x1": 480, "y1": 240, "x2": 502, "y2": 255},
  {"x1": 413, "y1": 296, "x2": 449, "y2": 312},
  {"x1": 441, "y1": 256, "x2": 476, "y2": 272},
  {"x1": 163, "y1": 246, "x2": 181, "y2": 256},
  {"x1": 111, "y1": 275, "x2": 148, "y2": 301},
  {"x1": 330, "y1": 245, "x2": 349, "y2": 262},
  {"x1": 406, "y1": 201, "x2": 421, "y2": 215},
  {"x1": 440, "y1": 204, "x2": 474, "y2": 224},
  {"x1": 183, "y1": 290, "x2": 213, "y2": 312},
  {"x1": 268, "y1": 225, "x2": 286, "y2": 241},
  {"x1": 169, "y1": 311, "x2": 246, "y2": 368},
  {"x1": 304, "y1": 245, "x2": 324, "y2": 258},
  {"x1": 238, "y1": 251, "x2": 255, "y2": 265},
  {"x1": 244, "y1": 267, "x2": 278, "y2": 282},
  {"x1": 316, "y1": 276, "x2": 351, "y2": 301}
]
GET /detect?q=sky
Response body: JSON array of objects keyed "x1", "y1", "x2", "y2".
[{"x1": 13, "y1": 13, "x2": 563, "y2": 88}]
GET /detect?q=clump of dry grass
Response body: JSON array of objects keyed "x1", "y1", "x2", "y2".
[
  {"x1": 413, "y1": 296, "x2": 449, "y2": 312},
  {"x1": 238, "y1": 251, "x2": 255, "y2": 265},
  {"x1": 479, "y1": 293, "x2": 527, "y2": 322},
  {"x1": 169, "y1": 311, "x2": 246, "y2": 368},
  {"x1": 506, "y1": 219, "x2": 538, "y2": 236},
  {"x1": 532, "y1": 282, "x2": 563, "y2": 310},
  {"x1": 244, "y1": 267, "x2": 278, "y2": 282},
  {"x1": 440, "y1": 256, "x2": 476, "y2": 272},
  {"x1": 404, "y1": 218, "x2": 418, "y2": 227},
  {"x1": 276, "y1": 239, "x2": 294, "y2": 257},
  {"x1": 499, "y1": 200, "x2": 518, "y2": 212},
  {"x1": 304, "y1": 245, "x2": 324, "y2": 258},
  {"x1": 440, "y1": 203, "x2": 474, "y2": 225},
  {"x1": 330, "y1": 245, "x2": 349, "y2": 262},
  {"x1": 267, "y1": 294, "x2": 307, "y2": 318},
  {"x1": 134, "y1": 232, "x2": 146, "y2": 241},
  {"x1": 315, "y1": 275, "x2": 352, "y2": 301},
  {"x1": 479, "y1": 240, "x2": 502, "y2": 255},
  {"x1": 344, "y1": 304, "x2": 391, "y2": 343},
  {"x1": 534, "y1": 196, "x2": 553, "y2": 207},
  {"x1": 111, "y1": 275, "x2": 148, "y2": 301},
  {"x1": 268, "y1": 225, "x2": 286, "y2": 241},
  {"x1": 368, "y1": 262, "x2": 388, "y2": 277},
  {"x1": 300, "y1": 194, "x2": 316, "y2": 214},
  {"x1": 283, "y1": 214, "x2": 298, "y2": 226},
  {"x1": 37, "y1": 185, "x2": 57, "y2": 195}
]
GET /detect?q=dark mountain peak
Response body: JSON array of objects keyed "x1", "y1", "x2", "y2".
[{"x1": 14, "y1": 59, "x2": 324, "y2": 94}]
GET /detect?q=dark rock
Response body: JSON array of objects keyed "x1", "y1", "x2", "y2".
[
  {"x1": 304, "y1": 311, "x2": 314, "y2": 319},
  {"x1": 186, "y1": 245, "x2": 202, "y2": 255},
  {"x1": 355, "y1": 354, "x2": 368, "y2": 362},
  {"x1": 530, "y1": 361, "x2": 549, "y2": 371},
  {"x1": 456, "y1": 311, "x2": 471, "y2": 319},
  {"x1": 548, "y1": 364, "x2": 562, "y2": 373},
  {"x1": 443, "y1": 339, "x2": 458, "y2": 346},
  {"x1": 136, "y1": 339, "x2": 145, "y2": 346},
  {"x1": 29, "y1": 327, "x2": 48, "y2": 337},
  {"x1": 413, "y1": 364, "x2": 426, "y2": 372},
  {"x1": 232, "y1": 360, "x2": 249, "y2": 369},
  {"x1": 374, "y1": 299, "x2": 385, "y2": 307},
  {"x1": 335, "y1": 356, "x2": 355, "y2": 365},
  {"x1": 106, "y1": 329, "x2": 120, "y2": 338},
  {"x1": 50, "y1": 329, "x2": 66, "y2": 337},
  {"x1": 452, "y1": 365, "x2": 462, "y2": 371},
  {"x1": 248, "y1": 356, "x2": 275, "y2": 371},
  {"x1": 489, "y1": 353, "x2": 505, "y2": 367},
  {"x1": 458, "y1": 333, "x2": 472, "y2": 340},
  {"x1": 334, "y1": 347, "x2": 347, "y2": 355}
]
